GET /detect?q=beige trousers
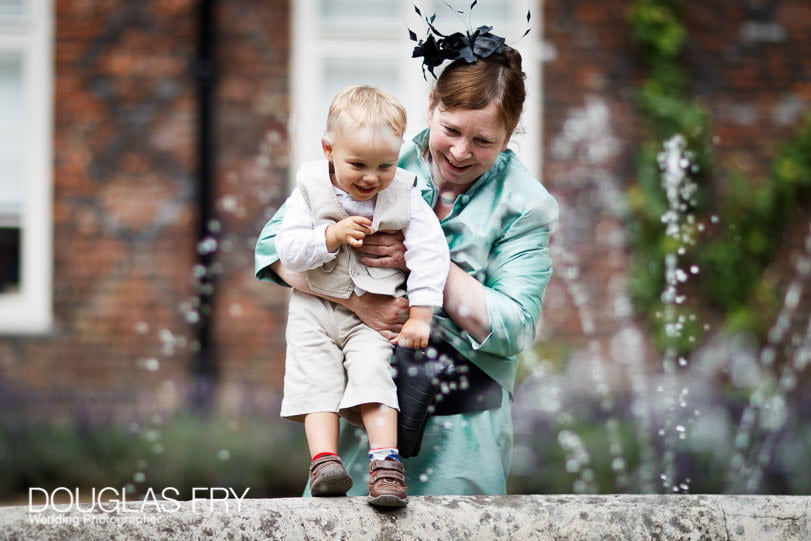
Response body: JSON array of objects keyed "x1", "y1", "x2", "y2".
[{"x1": 280, "y1": 290, "x2": 398, "y2": 424}]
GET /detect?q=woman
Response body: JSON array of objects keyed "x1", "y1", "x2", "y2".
[{"x1": 256, "y1": 37, "x2": 558, "y2": 495}]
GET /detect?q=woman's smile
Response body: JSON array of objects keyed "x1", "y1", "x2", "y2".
[
  {"x1": 427, "y1": 101, "x2": 509, "y2": 190},
  {"x1": 446, "y1": 155, "x2": 472, "y2": 170}
]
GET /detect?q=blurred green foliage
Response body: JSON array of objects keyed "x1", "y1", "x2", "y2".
[
  {"x1": 0, "y1": 414, "x2": 308, "y2": 502},
  {"x1": 628, "y1": 0, "x2": 685, "y2": 63},
  {"x1": 626, "y1": 0, "x2": 811, "y2": 352},
  {"x1": 3, "y1": 404, "x2": 808, "y2": 501}
]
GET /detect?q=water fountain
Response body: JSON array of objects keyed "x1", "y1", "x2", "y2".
[{"x1": 512, "y1": 102, "x2": 811, "y2": 495}]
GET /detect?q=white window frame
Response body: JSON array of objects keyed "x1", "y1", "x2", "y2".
[
  {"x1": 0, "y1": 0, "x2": 53, "y2": 334},
  {"x1": 290, "y1": 0, "x2": 543, "y2": 185}
]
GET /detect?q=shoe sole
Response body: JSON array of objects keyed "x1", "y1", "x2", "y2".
[
  {"x1": 367, "y1": 494, "x2": 408, "y2": 508},
  {"x1": 311, "y1": 469, "x2": 353, "y2": 497}
]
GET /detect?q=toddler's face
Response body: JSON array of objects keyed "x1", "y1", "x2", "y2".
[{"x1": 323, "y1": 123, "x2": 402, "y2": 201}]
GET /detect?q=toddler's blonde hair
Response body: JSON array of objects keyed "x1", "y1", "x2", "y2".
[{"x1": 324, "y1": 85, "x2": 407, "y2": 143}]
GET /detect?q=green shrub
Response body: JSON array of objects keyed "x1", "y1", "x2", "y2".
[
  {"x1": 626, "y1": 0, "x2": 811, "y2": 350},
  {"x1": 0, "y1": 413, "x2": 308, "y2": 502}
]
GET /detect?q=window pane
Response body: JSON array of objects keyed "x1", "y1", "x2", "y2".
[
  {"x1": 0, "y1": 227, "x2": 19, "y2": 293},
  {"x1": 429, "y1": 0, "x2": 511, "y2": 30},
  {"x1": 0, "y1": 52, "x2": 24, "y2": 223},
  {"x1": 0, "y1": 0, "x2": 25, "y2": 18},
  {"x1": 322, "y1": 58, "x2": 399, "y2": 120},
  {"x1": 320, "y1": 0, "x2": 398, "y2": 20}
]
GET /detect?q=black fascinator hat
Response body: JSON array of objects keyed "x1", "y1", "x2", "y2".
[{"x1": 408, "y1": 1, "x2": 531, "y2": 79}]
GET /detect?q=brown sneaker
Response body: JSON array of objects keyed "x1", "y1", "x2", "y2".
[
  {"x1": 367, "y1": 459, "x2": 408, "y2": 507},
  {"x1": 309, "y1": 455, "x2": 353, "y2": 496}
]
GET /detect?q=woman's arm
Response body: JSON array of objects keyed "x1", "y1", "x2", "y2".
[
  {"x1": 477, "y1": 210, "x2": 555, "y2": 357},
  {"x1": 258, "y1": 202, "x2": 409, "y2": 339},
  {"x1": 360, "y1": 233, "x2": 491, "y2": 342},
  {"x1": 442, "y1": 263, "x2": 490, "y2": 343},
  {"x1": 361, "y1": 208, "x2": 557, "y2": 356},
  {"x1": 270, "y1": 261, "x2": 409, "y2": 340}
]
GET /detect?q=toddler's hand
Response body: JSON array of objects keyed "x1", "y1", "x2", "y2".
[
  {"x1": 326, "y1": 216, "x2": 373, "y2": 251},
  {"x1": 392, "y1": 318, "x2": 430, "y2": 349}
]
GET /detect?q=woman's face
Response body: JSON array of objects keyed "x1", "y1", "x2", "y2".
[{"x1": 426, "y1": 101, "x2": 510, "y2": 190}]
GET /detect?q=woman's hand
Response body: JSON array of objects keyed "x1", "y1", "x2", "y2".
[
  {"x1": 272, "y1": 260, "x2": 410, "y2": 341},
  {"x1": 357, "y1": 230, "x2": 408, "y2": 271},
  {"x1": 344, "y1": 292, "x2": 410, "y2": 341}
]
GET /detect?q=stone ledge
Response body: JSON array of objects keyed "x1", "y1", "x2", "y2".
[{"x1": 1, "y1": 495, "x2": 809, "y2": 540}]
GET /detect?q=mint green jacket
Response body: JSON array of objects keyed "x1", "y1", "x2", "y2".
[{"x1": 256, "y1": 129, "x2": 559, "y2": 395}]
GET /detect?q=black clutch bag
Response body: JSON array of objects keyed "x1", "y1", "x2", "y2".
[
  {"x1": 391, "y1": 345, "x2": 448, "y2": 458},
  {"x1": 392, "y1": 339, "x2": 502, "y2": 458}
]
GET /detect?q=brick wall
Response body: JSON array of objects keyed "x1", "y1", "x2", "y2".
[
  {"x1": 540, "y1": 0, "x2": 645, "y2": 361},
  {"x1": 540, "y1": 0, "x2": 811, "y2": 366},
  {"x1": 3, "y1": 0, "x2": 200, "y2": 422},
  {"x1": 210, "y1": 0, "x2": 291, "y2": 415}
]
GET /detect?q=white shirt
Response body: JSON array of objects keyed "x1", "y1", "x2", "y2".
[{"x1": 277, "y1": 185, "x2": 449, "y2": 308}]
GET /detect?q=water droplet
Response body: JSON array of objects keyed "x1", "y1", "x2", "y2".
[
  {"x1": 159, "y1": 329, "x2": 175, "y2": 343},
  {"x1": 196, "y1": 236, "x2": 218, "y2": 255},
  {"x1": 218, "y1": 449, "x2": 231, "y2": 461},
  {"x1": 219, "y1": 195, "x2": 239, "y2": 214},
  {"x1": 141, "y1": 358, "x2": 160, "y2": 372}
]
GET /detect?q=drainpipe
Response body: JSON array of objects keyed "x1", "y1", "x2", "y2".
[{"x1": 191, "y1": 0, "x2": 217, "y2": 411}]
